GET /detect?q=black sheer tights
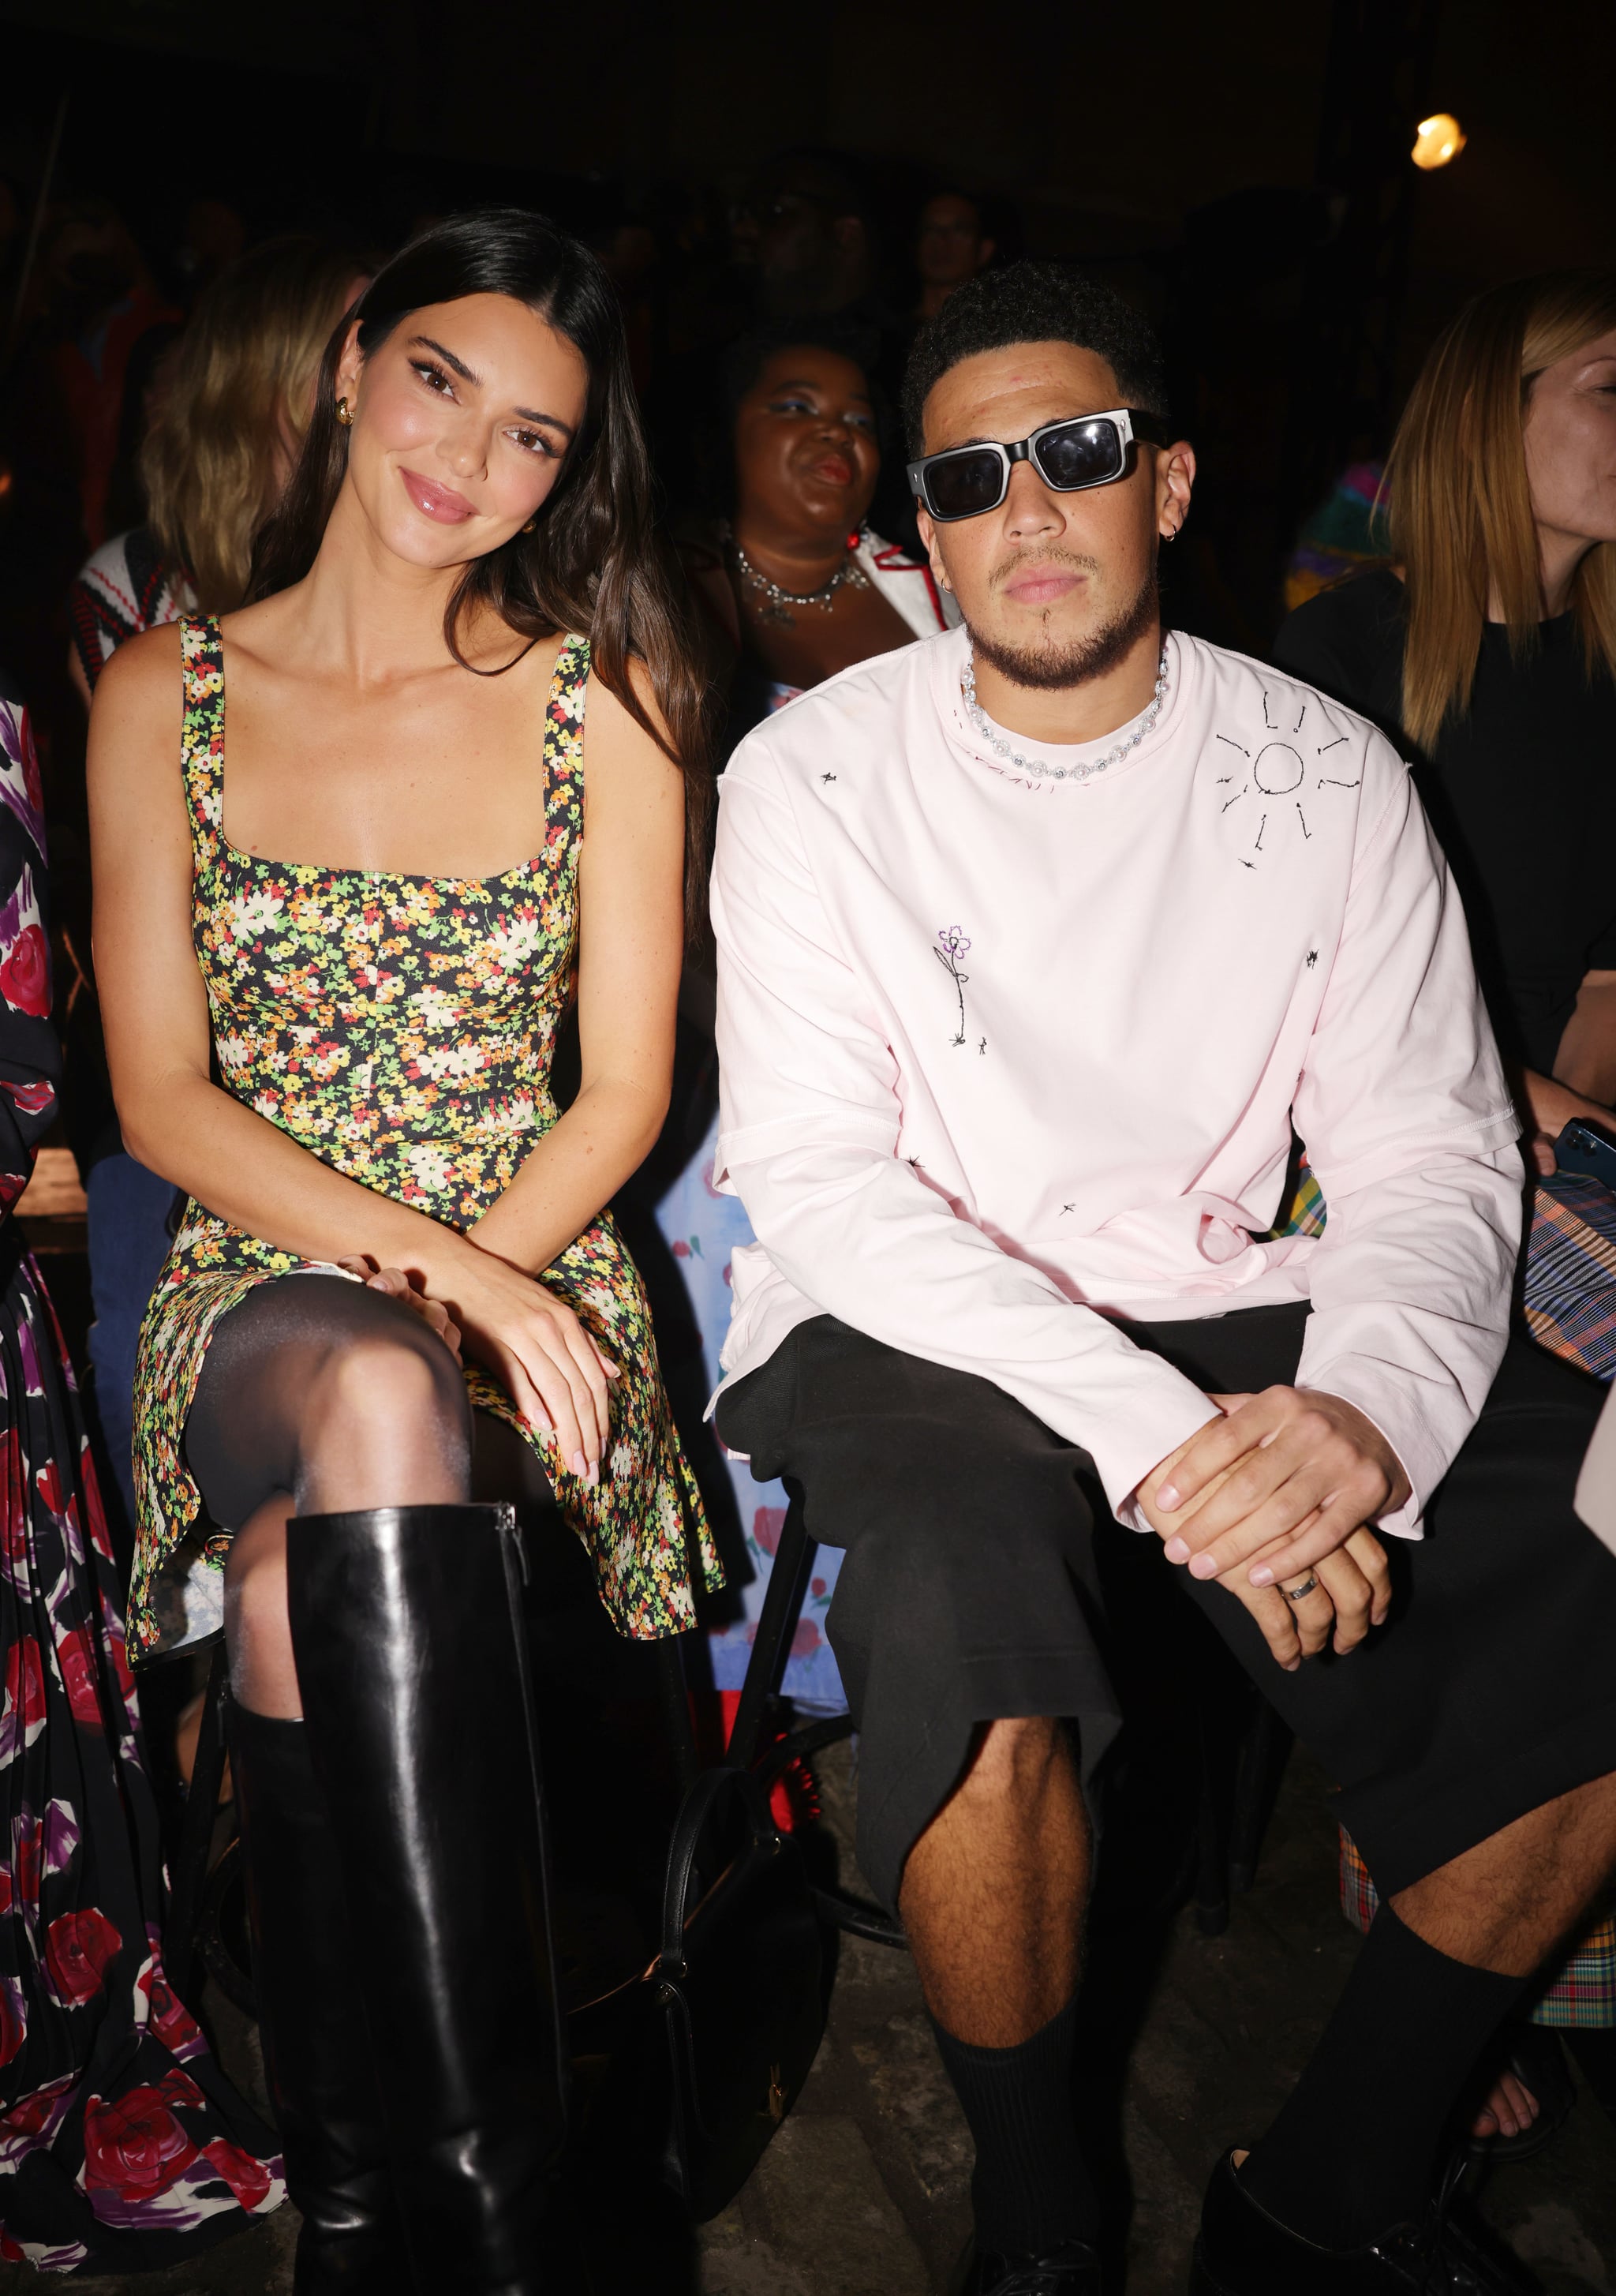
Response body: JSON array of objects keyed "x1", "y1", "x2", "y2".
[
  {"x1": 187, "y1": 1275, "x2": 473, "y2": 1534},
  {"x1": 186, "y1": 1273, "x2": 521, "y2": 1717}
]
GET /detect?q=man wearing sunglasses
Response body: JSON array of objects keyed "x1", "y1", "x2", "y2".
[{"x1": 709, "y1": 261, "x2": 1616, "y2": 2294}]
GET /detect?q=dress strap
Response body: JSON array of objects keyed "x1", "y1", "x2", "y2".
[
  {"x1": 542, "y1": 632, "x2": 590, "y2": 849},
  {"x1": 178, "y1": 616, "x2": 226, "y2": 865}
]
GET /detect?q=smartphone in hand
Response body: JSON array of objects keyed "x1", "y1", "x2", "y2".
[{"x1": 1555, "y1": 1118, "x2": 1616, "y2": 1193}]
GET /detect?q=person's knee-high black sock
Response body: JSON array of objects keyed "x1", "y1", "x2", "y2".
[
  {"x1": 932, "y1": 1996, "x2": 1099, "y2": 2254},
  {"x1": 1242, "y1": 1904, "x2": 1528, "y2": 2245}
]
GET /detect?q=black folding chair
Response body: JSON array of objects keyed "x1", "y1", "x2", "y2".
[{"x1": 720, "y1": 1493, "x2": 906, "y2": 1951}]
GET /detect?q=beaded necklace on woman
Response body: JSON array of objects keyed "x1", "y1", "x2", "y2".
[{"x1": 726, "y1": 522, "x2": 872, "y2": 625}]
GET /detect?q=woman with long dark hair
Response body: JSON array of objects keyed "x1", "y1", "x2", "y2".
[{"x1": 85, "y1": 208, "x2": 718, "y2": 2290}]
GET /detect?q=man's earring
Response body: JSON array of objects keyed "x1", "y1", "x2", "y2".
[{"x1": 335, "y1": 396, "x2": 355, "y2": 427}]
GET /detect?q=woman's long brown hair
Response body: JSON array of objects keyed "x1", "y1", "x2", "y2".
[
  {"x1": 248, "y1": 208, "x2": 716, "y2": 935},
  {"x1": 1385, "y1": 269, "x2": 1616, "y2": 755}
]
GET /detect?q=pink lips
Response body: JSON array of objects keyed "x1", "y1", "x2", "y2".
[
  {"x1": 1006, "y1": 570, "x2": 1083, "y2": 607},
  {"x1": 400, "y1": 466, "x2": 477, "y2": 524}
]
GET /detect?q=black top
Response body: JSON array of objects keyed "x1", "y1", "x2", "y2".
[{"x1": 1273, "y1": 567, "x2": 1616, "y2": 1077}]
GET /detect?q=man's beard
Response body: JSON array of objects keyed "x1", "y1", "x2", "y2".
[{"x1": 966, "y1": 560, "x2": 1160, "y2": 692}]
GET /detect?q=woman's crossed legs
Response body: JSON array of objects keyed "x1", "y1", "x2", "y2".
[{"x1": 187, "y1": 1273, "x2": 477, "y2": 1717}]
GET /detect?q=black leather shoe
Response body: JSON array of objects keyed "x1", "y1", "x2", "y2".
[
  {"x1": 1190, "y1": 2150, "x2": 1540, "y2": 2294},
  {"x1": 287, "y1": 1503, "x2": 568, "y2": 2295},
  {"x1": 227, "y1": 1698, "x2": 401, "y2": 2294},
  {"x1": 952, "y1": 2239, "x2": 1103, "y2": 2294}
]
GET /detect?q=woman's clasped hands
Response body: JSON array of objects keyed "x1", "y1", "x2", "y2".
[{"x1": 335, "y1": 1245, "x2": 619, "y2": 1486}]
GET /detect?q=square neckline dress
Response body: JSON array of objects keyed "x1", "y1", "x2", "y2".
[{"x1": 129, "y1": 616, "x2": 718, "y2": 1660}]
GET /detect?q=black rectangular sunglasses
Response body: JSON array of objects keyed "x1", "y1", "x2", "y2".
[{"x1": 907, "y1": 407, "x2": 1162, "y2": 522}]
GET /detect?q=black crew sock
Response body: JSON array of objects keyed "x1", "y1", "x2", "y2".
[
  {"x1": 931, "y1": 1995, "x2": 1098, "y2": 2256},
  {"x1": 1242, "y1": 1903, "x2": 1527, "y2": 2247}
]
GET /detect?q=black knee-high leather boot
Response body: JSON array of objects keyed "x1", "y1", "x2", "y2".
[
  {"x1": 226, "y1": 1696, "x2": 400, "y2": 2293},
  {"x1": 285, "y1": 1503, "x2": 568, "y2": 2296}
]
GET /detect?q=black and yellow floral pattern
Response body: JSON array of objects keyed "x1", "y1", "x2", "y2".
[{"x1": 129, "y1": 616, "x2": 716, "y2": 1657}]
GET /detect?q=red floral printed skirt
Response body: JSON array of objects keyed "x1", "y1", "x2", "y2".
[{"x1": 0, "y1": 1232, "x2": 284, "y2": 2269}]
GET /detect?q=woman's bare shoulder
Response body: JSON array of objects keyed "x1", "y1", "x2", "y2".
[
  {"x1": 215, "y1": 586, "x2": 303, "y2": 658},
  {"x1": 88, "y1": 626, "x2": 191, "y2": 812},
  {"x1": 583, "y1": 653, "x2": 678, "y2": 768},
  {"x1": 91, "y1": 619, "x2": 185, "y2": 721}
]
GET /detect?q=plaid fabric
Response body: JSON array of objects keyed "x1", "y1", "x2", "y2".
[
  {"x1": 1522, "y1": 1169, "x2": 1616, "y2": 1380},
  {"x1": 1340, "y1": 1828, "x2": 1616, "y2": 2027},
  {"x1": 1278, "y1": 1159, "x2": 1616, "y2": 1380},
  {"x1": 1272, "y1": 1155, "x2": 1327, "y2": 1239}
]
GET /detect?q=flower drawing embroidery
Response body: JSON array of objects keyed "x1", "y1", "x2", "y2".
[{"x1": 935, "y1": 926, "x2": 971, "y2": 1046}]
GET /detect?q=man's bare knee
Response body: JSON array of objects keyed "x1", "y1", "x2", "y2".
[{"x1": 956, "y1": 1716, "x2": 1067, "y2": 1803}]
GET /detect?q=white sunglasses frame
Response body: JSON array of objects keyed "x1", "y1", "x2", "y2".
[{"x1": 907, "y1": 406, "x2": 1156, "y2": 522}]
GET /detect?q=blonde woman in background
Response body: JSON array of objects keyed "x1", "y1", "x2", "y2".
[
  {"x1": 62, "y1": 238, "x2": 367, "y2": 1570},
  {"x1": 1275, "y1": 268, "x2": 1616, "y2": 2159},
  {"x1": 1276, "y1": 271, "x2": 1616, "y2": 1170},
  {"x1": 69, "y1": 236, "x2": 368, "y2": 702}
]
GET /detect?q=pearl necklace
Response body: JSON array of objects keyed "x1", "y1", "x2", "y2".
[
  {"x1": 960, "y1": 642, "x2": 1171, "y2": 783},
  {"x1": 731, "y1": 534, "x2": 871, "y2": 619}
]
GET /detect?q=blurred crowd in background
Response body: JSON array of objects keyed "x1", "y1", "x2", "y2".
[{"x1": 0, "y1": 132, "x2": 1415, "y2": 799}]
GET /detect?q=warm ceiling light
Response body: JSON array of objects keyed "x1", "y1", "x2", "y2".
[{"x1": 1412, "y1": 114, "x2": 1467, "y2": 169}]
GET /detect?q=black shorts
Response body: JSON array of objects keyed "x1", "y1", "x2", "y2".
[{"x1": 715, "y1": 1305, "x2": 1616, "y2": 1914}]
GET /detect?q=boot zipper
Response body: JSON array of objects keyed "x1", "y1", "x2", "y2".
[{"x1": 496, "y1": 1504, "x2": 529, "y2": 1585}]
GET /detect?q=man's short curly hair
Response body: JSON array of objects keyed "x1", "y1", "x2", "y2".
[{"x1": 901, "y1": 260, "x2": 1169, "y2": 453}]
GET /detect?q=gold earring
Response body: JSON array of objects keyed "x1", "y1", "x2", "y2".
[
  {"x1": 335, "y1": 396, "x2": 355, "y2": 427},
  {"x1": 521, "y1": 519, "x2": 536, "y2": 534}
]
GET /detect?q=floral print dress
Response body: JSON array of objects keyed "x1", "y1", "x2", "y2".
[
  {"x1": 129, "y1": 617, "x2": 716, "y2": 1659},
  {"x1": 0, "y1": 681, "x2": 284, "y2": 2268}
]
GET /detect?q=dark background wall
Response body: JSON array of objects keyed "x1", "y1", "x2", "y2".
[
  {"x1": 6, "y1": 0, "x2": 1612, "y2": 321},
  {"x1": 2, "y1": 0, "x2": 1613, "y2": 663}
]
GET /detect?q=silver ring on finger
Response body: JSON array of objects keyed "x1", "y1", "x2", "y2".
[{"x1": 1281, "y1": 1574, "x2": 1321, "y2": 1604}]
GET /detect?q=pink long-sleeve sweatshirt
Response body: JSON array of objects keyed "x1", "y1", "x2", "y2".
[{"x1": 709, "y1": 624, "x2": 1524, "y2": 1535}]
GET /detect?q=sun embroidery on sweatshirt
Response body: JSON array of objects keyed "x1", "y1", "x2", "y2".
[
  {"x1": 935, "y1": 925, "x2": 971, "y2": 1046},
  {"x1": 1213, "y1": 691, "x2": 1362, "y2": 868}
]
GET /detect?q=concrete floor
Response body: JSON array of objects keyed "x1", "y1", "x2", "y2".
[
  {"x1": 698, "y1": 1740, "x2": 1616, "y2": 2296},
  {"x1": 6, "y1": 1737, "x2": 1611, "y2": 2296}
]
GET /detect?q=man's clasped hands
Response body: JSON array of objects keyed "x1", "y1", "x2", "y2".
[{"x1": 1135, "y1": 1388, "x2": 1411, "y2": 1670}]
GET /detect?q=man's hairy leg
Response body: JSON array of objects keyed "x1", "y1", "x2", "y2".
[
  {"x1": 900, "y1": 1717, "x2": 1100, "y2": 2260},
  {"x1": 1392, "y1": 1767, "x2": 1616, "y2": 1976},
  {"x1": 1396, "y1": 1773, "x2": 1616, "y2": 2141},
  {"x1": 900, "y1": 1716, "x2": 1089, "y2": 2044},
  {"x1": 1239, "y1": 1770, "x2": 1616, "y2": 2245}
]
